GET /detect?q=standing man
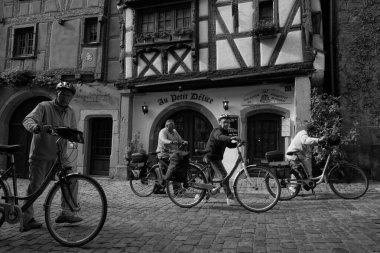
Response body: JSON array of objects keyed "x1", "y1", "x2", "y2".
[
  {"x1": 205, "y1": 114, "x2": 238, "y2": 206},
  {"x1": 22, "y1": 82, "x2": 81, "y2": 232}
]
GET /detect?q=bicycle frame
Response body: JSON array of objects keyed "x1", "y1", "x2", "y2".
[
  {"x1": 0, "y1": 137, "x2": 77, "y2": 225},
  {"x1": 289, "y1": 153, "x2": 333, "y2": 187}
]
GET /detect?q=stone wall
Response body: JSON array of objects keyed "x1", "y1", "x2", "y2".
[{"x1": 336, "y1": 0, "x2": 380, "y2": 179}]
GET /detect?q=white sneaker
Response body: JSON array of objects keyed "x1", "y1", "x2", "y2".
[
  {"x1": 194, "y1": 194, "x2": 201, "y2": 201},
  {"x1": 288, "y1": 187, "x2": 296, "y2": 194},
  {"x1": 226, "y1": 198, "x2": 236, "y2": 206}
]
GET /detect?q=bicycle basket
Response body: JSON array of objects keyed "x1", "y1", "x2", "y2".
[
  {"x1": 131, "y1": 153, "x2": 148, "y2": 163},
  {"x1": 54, "y1": 127, "x2": 84, "y2": 143},
  {"x1": 265, "y1": 150, "x2": 284, "y2": 162}
]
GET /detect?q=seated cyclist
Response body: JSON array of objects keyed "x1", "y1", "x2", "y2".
[
  {"x1": 204, "y1": 114, "x2": 238, "y2": 206},
  {"x1": 155, "y1": 119, "x2": 188, "y2": 193},
  {"x1": 286, "y1": 122, "x2": 325, "y2": 180}
]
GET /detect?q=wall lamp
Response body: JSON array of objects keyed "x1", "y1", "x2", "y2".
[
  {"x1": 142, "y1": 104, "x2": 148, "y2": 114},
  {"x1": 222, "y1": 98, "x2": 229, "y2": 111}
]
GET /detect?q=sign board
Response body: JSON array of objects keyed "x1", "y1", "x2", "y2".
[
  {"x1": 228, "y1": 115, "x2": 239, "y2": 137},
  {"x1": 242, "y1": 88, "x2": 292, "y2": 105},
  {"x1": 281, "y1": 117, "x2": 290, "y2": 137}
]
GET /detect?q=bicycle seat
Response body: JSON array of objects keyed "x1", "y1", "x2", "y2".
[
  {"x1": 149, "y1": 152, "x2": 158, "y2": 156},
  {"x1": 194, "y1": 149, "x2": 211, "y2": 155},
  {"x1": 0, "y1": 144, "x2": 22, "y2": 154},
  {"x1": 286, "y1": 151, "x2": 298, "y2": 156}
]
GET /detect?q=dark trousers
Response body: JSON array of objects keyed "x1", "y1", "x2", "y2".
[{"x1": 208, "y1": 159, "x2": 233, "y2": 199}]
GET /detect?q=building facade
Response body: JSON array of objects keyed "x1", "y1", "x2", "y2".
[
  {"x1": 0, "y1": 0, "x2": 122, "y2": 177},
  {"x1": 116, "y1": 0, "x2": 325, "y2": 169},
  {"x1": 334, "y1": 0, "x2": 380, "y2": 179}
]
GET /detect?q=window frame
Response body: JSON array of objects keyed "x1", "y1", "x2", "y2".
[
  {"x1": 10, "y1": 23, "x2": 37, "y2": 59},
  {"x1": 254, "y1": 0, "x2": 279, "y2": 37},
  {"x1": 136, "y1": 4, "x2": 192, "y2": 42},
  {"x1": 82, "y1": 16, "x2": 103, "y2": 46}
]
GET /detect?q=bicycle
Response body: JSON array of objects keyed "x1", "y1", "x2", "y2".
[
  {"x1": 264, "y1": 139, "x2": 368, "y2": 201},
  {"x1": 127, "y1": 144, "x2": 201, "y2": 197},
  {"x1": 165, "y1": 140, "x2": 281, "y2": 213},
  {"x1": 0, "y1": 127, "x2": 107, "y2": 247}
]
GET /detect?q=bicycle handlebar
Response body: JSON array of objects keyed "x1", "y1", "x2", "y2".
[{"x1": 48, "y1": 127, "x2": 85, "y2": 144}]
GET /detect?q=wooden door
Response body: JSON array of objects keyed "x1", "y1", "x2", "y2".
[
  {"x1": 89, "y1": 118, "x2": 113, "y2": 175},
  {"x1": 247, "y1": 113, "x2": 283, "y2": 164},
  {"x1": 160, "y1": 110, "x2": 212, "y2": 161},
  {"x1": 8, "y1": 97, "x2": 50, "y2": 178}
]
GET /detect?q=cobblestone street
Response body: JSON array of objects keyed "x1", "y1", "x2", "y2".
[{"x1": 1, "y1": 178, "x2": 380, "y2": 253}]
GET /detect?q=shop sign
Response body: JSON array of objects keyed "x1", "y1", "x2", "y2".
[
  {"x1": 242, "y1": 89, "x2": 292, "y2": 105},
  {"x1": 228, "y1": 115, "x2": 239, "y2": 137},
  {"x1": 157, "y1": 92, "x2": 214, "y2": 106}
]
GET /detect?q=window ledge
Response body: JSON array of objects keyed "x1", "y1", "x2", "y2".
[
  {"x1": 82, "y1": 42, "x2": 101, "y2": 47},
  {"x1": 11, "y1": 55, "x2": 36, "y2": 60},
  {"x1": 135, "y1": 38, "x2": 192, "y2": 47}
]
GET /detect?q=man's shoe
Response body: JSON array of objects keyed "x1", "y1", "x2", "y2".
[
  {"x1": 226, "y1": 198, "x2": 236, "y2": 206},
  {"x1": 22, "y1": 218, "x2": 42, "y2": 232},
  {"x1": 55, "y1": 214, "x2": 83, "y2": 224},
  {"x1": 194, "y1": 194, "x2": 201, "y2": 201}
]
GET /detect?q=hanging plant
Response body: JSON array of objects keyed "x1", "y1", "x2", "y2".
[
  {"x1": 32, "y1": 72, "x2": 61, "y2": 88},
  {"x1": 0, "y1": 69, "x2": 34, "y2": 87}
]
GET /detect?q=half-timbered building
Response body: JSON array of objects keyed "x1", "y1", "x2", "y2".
[{"x1": 116, "y1": 0, "x2": 325, "y2": 167}]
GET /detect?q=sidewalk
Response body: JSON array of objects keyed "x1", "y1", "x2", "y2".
[{"x1": 0, "y1": 178, "x2": 380, "y2": 252}]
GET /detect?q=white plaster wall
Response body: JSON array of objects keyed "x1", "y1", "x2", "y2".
[
  {"x1": 276, "y1": 30, "x2": 303, "y2": 65},
  {"x1": 132, "y1": 82, "x2": 298, "y2": 172},
  {"x1": 125, "y1": 8, "x2": 133, "y2": 27},
  {"x1": 294, "y1": 77, "x2": 311, "y2": 133},
  {"x1": 260, "y1": 35, "x2": 279, "y2": 66},
  {"x1": 216, "y1": 6, "x2": 233, "y2": 34},
  {"x1": 238, "y1": 2, "x2": 253, "y2": 33},
  {"x1": 292, "y1": 7, "x2": 301, "y2": 26},
  {"x1": 199, "y1": 21, "x2": 209, "y2": 44},
  {"x1": 235, "y1": 37, "x2": 253, "y2": 67},
  {"x1": 278, "y1": 0, "x2": 296, "y2": 27},
  {"x1": 199, "y1": 0, "x2": 208, "y2": 16},
  {"x1": 125, "y1": 56, "x2": 133, "y2": 78},
  {"x1": 125, "y1": 31, "x2": 133, "y2": 53},
  {"x1": 311, "y1": 0, "x2": 321, "y2": 11},
  {"x1": 199, "y1": 48, "x2": 208, "y2": 72},
  {"x1": 216, "y1": 40, "x2": 240, "y2": 69}
]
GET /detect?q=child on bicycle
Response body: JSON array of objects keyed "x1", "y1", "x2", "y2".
[
  {"x1": 286, "y1": 122, "x2": 325, "y2": 182},
  {"x1": 204, "y1": 114, "x2": 238, "y2": 206}
]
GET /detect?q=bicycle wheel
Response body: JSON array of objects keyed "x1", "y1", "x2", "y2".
[
  {"x1": 328, "y1": 162, "x2": 368, "y2": 199},
  {"x1": 166, "y1": 164, "x2": 207, "y2": 208},
  {"x1": 266, "y1": 169, "x2": 301, "y2": 201},
  {"x1": 45, "y1": 174, "x2": 107, "y2": 247},
  {"x1": 234, "y1": 166, "x2": 280, "y2": 212},
  {"x1": 130, "y1": 165, "x2": 159, "y2": 197},
  {"x1": 0, "y1": 179, "x2": 9, "y2": 227}
]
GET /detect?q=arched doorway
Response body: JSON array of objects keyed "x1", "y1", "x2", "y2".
[
  {"x1": 8, "y1": 96, "x2": 50, "y2": 178},
  {"x1": 247, "y1": 113, "x2": 284, "y2": 164},
  {"x1": 157, "y1": 109, "x2": 213, "y2": 161}
]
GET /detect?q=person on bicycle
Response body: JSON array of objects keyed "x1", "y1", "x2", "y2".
[
  {"x1": 22, "y1": 82, "x2": 82, "y2": 231},
  {"x1": 286, "y1": 122, "x2": 325, "y2": 180},
  {"x1": 155, "y1": 119, "x2": 188, "y2": 193},
  {"x1": 204, "y1": 114, "x2": 238, "y2": 206}
]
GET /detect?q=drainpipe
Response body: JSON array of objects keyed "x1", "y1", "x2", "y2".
[{"x1": 329, "y1": 0, "x2": 336, "y2": 95}]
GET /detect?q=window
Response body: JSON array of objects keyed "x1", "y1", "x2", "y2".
[
  {"x1": 12, "y1": 25, "x2": 36, "y2": 58},
  {"x1": 83, "y1": 17, "x2": 101, "y2": 44},
  {"x1": 137, "y1": 5, "x2": 192, "y2": 41},
  {"x1": 259, "y1": 1, "x2": 274, "y2": 24}
]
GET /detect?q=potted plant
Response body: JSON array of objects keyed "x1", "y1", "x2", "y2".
[
  {"x1": 253, "y1": 20, "x2": 277, "y2": 38},
  {"x1": 135, "y1": 33, "x2": 155, "y2": 44},
  {"x1": 172, "y1": 27, "x2": 193, "y2": 40},
  {"x1": 154, "y1": 31, "x2": 171, "y2": 42}
]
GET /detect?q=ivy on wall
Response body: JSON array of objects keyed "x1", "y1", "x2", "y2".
[{"x1": 340, "y1": 0, "x2": 380, "y2": 127}]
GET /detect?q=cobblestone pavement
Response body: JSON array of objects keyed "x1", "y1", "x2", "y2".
[{"x1": 1, "y1": 178, "x2": 380, "y2": 253}]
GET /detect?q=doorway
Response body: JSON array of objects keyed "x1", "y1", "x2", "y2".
[
  {"x1": 247, "y1": 113, "x2": 284, "y2": 164},
  {"x1": 8, "y1": 96, "x2": 50, "y2": 178},
  {"x1": 88, "y1": 117, "x2": 113, "y2": 176},
  {"x1": 159, "y1": 109, "x2": 213, "y2": 161}
]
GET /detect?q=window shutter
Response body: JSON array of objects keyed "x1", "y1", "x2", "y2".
[
  {"x1": 9, "y1": 27, "x2": 14, "y2": 58},
  {"x1": 31, "y1": 24, "x2": 37, "y2": 56}
]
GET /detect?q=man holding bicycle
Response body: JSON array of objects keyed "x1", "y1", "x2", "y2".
[
  {"x1": 22, "y1": 82, "x2": 82, "y2": 231},
  {"x1": 204, "y1": 114, "x2": 238, "y2": 206}
]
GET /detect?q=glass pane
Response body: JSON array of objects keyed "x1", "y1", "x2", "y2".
[
  {"x1": 259, "y1": 1, "x2": 273, "y2": 22},
  {"x1": 148, "y1": 13, "x2": 155, "y2": 22},
  {"x1": 148, "y1": 23, "x2": 155, "y2": 33}
]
